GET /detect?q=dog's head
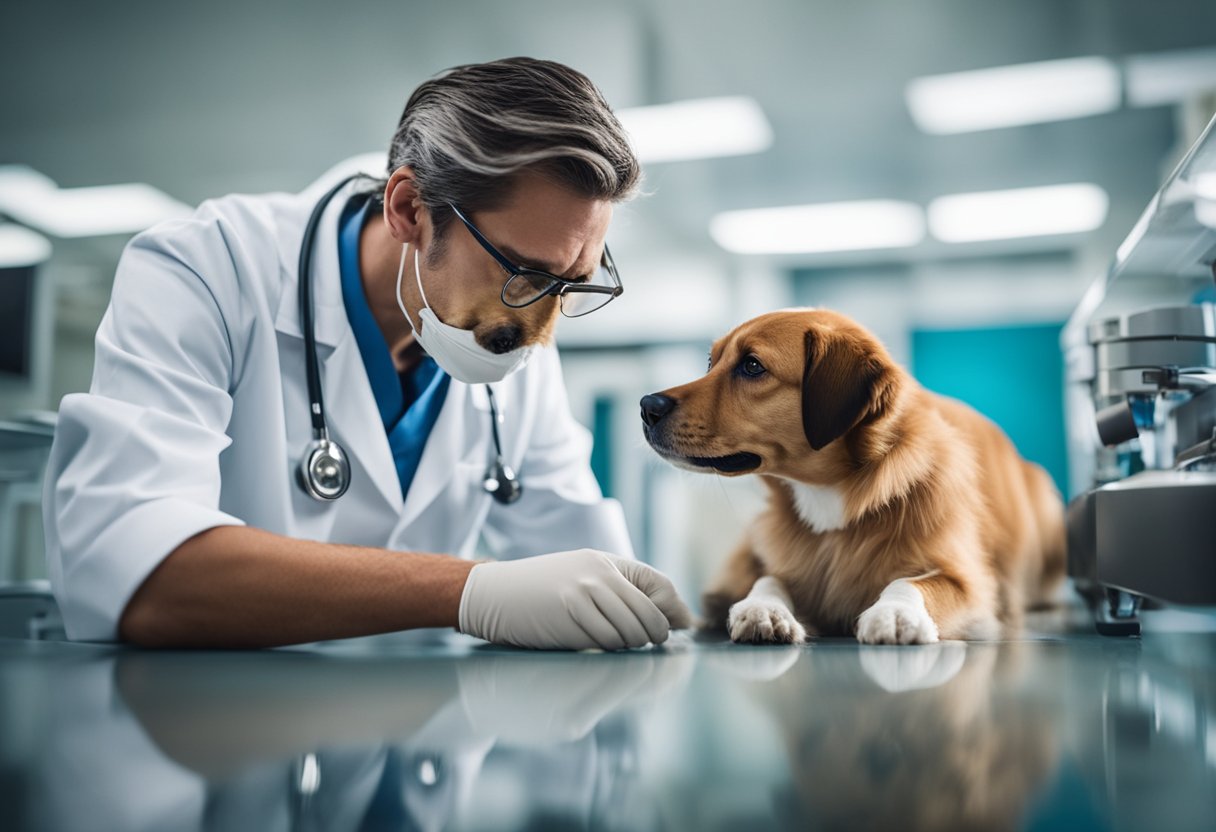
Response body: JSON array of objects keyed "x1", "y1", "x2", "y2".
[{"x1": 640, "y1": 308, "x2": 900, "y2": 479}]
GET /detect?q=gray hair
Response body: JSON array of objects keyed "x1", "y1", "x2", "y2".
[{"x1": 377, "y1": 57, "x2": 640, "y2": 247}]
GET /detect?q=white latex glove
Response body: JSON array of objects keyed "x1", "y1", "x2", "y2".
[{"x1": 457, "y1": 549, "x2": 693, "y2": 650}]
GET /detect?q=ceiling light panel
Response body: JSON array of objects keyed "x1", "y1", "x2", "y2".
[
  {"x1": 710, "y1": 200, "x2": 925, "y2": 254},
  {"x1": 617, "y1": 96, "x2": 773, "y2": 164},
  {"x1": 928, "y1": 183, "x2": 1109, "y2": 242},
  {"x1": 906, "y1": 57, "x2": 1121, "y2": 134}
]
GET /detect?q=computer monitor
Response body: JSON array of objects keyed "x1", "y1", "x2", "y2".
[{"x1": 0, "y1": 264, "x2": 35, "y2": 379}]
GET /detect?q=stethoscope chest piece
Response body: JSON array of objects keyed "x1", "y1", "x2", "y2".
[
  {"x1": 483, "y1": 386, "x2": 523, "y2": 505},
  {"x1": 298, "y1": 437, "x2": 352, "y2": 501},
  {"x1": 483, "y1": 460, "x2": 522, "y2": 504}
]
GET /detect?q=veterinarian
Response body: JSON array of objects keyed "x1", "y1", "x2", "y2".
[{"x1": 42, "y1": 57, "x2": 691, "y2": 649}]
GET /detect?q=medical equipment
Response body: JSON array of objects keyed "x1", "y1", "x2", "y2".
[
  {"x1": 483, "y1": 387, "x2": 521, "y2": 504},
  {"x1": 1062, "y1": 113, "x2": 1216, "y2": 635},
  {"x1": 0, "y1": 260, "x2": 36, "y2": 379},
  {"x1": 0, "y1": 418, "x2": 54, "y2": 583},
  {"x1": 297, "y1": 176, "x2": 356, "y2": 501},
  {"x1": 0, "y1": 580, "x2": 62, "y2": 640},
  {"x1": 297, "y1": 176, "x2": 522, "y2": 505}
]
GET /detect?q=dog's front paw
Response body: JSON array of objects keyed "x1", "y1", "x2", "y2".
[
  {"x1": 856, "y1": 600, "x2": 939, "y2": 645},
  {"x1": 728, "y1": 598, "x2": 807, "y2": 645}
]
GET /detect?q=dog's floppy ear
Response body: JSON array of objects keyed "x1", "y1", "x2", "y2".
[{"x1": 801, "y1": 330, "x2": 887, "y2": 451}]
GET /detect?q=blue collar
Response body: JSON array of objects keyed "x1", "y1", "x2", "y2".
[
  {"x1": 337, "y1": 197, "x2": 446, "y2": 428},
  {"x1": 337, "y1": 196, "x2": 452, "y2": 499}
]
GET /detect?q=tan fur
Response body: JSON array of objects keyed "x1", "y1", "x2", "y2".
[{"x1": 644, "y1": 308, "x2": 1065, "y2": 641}]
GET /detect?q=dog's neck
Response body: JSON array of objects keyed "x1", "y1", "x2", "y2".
[
  {"x1": 773, "y1": 385, "x2": 941, "y2": 533},
  {"x1": 780, "y1": 480, "x2": 849, "y2": 532},
  {"x1": 844, "y1": 389, "x2": 945, "y2": 519}
]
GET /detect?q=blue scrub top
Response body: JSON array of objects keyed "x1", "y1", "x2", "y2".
[{"x1": 338, "y1": 196, "x2": 451, "y2": 499}]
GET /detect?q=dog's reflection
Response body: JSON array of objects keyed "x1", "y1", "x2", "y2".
[{"x1": 719, "y1": 643, "x2": 1058, "y2": 832}]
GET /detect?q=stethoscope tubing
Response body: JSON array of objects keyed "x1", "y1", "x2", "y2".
[{"x1": 297, "y1": 175, "x2": 521, "y2": 505}]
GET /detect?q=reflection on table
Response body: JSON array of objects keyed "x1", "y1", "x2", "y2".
[{"x1": 1, "y1": 625, "x2": 1213, "y2": 831}]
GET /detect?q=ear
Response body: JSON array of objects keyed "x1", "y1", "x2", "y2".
[
  {"x1": 382, "y1": 166, "x2": 428, "y2": 246},
  {"x1": 801, "y1": 330, "x2": 887, "y2": 451}
]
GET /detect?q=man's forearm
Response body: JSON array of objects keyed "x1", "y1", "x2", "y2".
[{"x1": 118, "y1": 525, "x2": 477, "y2": 648}]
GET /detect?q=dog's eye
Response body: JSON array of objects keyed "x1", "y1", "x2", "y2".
[{"x1": 739, "y1": 355, "x2": 767, "y2": 377}]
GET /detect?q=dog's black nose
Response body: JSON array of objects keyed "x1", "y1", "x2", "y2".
[
  {"x1": 640, "y1": 393, "x2": 677, "y2": 427},
  {"x1": 484, "y1": 325, "x2": 524, "y2": 355}
]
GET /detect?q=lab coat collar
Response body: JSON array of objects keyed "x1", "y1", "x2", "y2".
[
  {"x1": 274, "y1": 176, "x2": 491, "y2": 522},
  {"x1": 397, "y1": 379, "x2": 474, "y2": 529},
  {"x1": 394, "y1": 382, "x2": 498, "y2": 531},
  {"x1": 272, "y1": 178, "x2": 403, "y2": 513},
  {"x1": 273, "y1": 178, "x2": 366, "y2": 349},
  {"x1": 329, "y1": 372, "x2": 488, "y2": 530},
  {"x1": 320, "y1": 334, "x2": 405, "y2": 514}
]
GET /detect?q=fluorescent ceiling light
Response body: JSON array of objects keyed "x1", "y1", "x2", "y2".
[
  {"x1": 0, "y1": 165, "x2": 191, "y2": 238},
  {"x1": 929, "y1": 183, "x2": 1109, "y2": 243},
  {"x1": 1194, "y1": 172, "x2": 1216, "y2": 230},
  {"x1": 0, "y1": 165, "x2": 58, "y2": 201},
  {"x1": 0, "y1": 224, "x2": 52, "y2": 268},
  {"x1": 617, "y1": 96, "x2": 773, "y2": 164},
  {"x1": 5, "y1": 183, "x2": 192, "y2": 238},
  {"x1": 1126, "y1": 47, "x2": 1216, "y2": 107},
  {"x1": 906, "y1": 57, "x2": 1121, "y2": 134},
  {"x1": 710, "y1": 200, "x2": 925, "y2": 254}
]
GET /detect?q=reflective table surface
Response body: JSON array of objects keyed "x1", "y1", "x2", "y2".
[{"x1": 1, "y1": 612, "x2": 1214, "y2": 831}]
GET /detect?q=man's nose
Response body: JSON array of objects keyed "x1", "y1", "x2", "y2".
[{"x1": 639, "y1": 393, "x2": 677, "y2": 427}]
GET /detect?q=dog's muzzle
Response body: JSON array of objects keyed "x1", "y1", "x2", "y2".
[{"x1": 639, "y1": 392, "x2": 761, "y2": 473}]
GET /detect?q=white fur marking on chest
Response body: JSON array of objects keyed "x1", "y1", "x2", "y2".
[{"x1": 783, "y1": 480, "x2": 848, "y2": 532}]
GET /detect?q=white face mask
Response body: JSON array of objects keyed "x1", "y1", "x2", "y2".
[{"x1": 395, "y1": 243, "x2": 536, "y2": 384}]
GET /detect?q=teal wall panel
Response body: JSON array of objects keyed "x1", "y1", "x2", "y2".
[
  {"x1": 590, "y1": 394, "x2": 615, "y2": 498},
  {"x1": 911, "y1": 323, "x2": 1067, "y2": 495}
]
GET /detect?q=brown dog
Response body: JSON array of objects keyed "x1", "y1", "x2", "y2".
[{"x1": 640, "y1": 308, "x2": 1065, "y2": 644}]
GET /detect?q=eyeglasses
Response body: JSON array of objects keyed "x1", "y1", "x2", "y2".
[{"x1": 447, "y1": 202, "x2": 623, "y2": 318}]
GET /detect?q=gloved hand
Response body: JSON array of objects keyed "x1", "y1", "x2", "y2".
[{"x1": 457, "y1": 549, "x2": 692, "y2": 650}]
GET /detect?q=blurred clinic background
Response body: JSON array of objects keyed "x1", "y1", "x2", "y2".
[{"x1": 2, "y1": 0, "x2": 1216, "y2": 604}]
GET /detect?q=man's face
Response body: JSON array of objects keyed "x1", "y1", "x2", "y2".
[{"x1": 401, "y1": 172, "x2": 614, "y2": 354}]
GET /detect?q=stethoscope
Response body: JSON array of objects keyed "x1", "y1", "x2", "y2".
[{"x1": 296, "y1": 174, "x2": 522, "y2": 506}]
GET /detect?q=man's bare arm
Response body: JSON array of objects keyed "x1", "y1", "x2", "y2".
[{"x1": 118, "y1": 525, "x2": 476, "y2": 648}]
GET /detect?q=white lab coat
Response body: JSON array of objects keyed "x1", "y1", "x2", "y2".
[{"x1": 42, "y1": 174, "x2": 633, "y2": 642}]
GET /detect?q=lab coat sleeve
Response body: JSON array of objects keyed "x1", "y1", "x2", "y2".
[
  {"x1": 43, "y1": 220, "x2": 247, "y2": 642},
  {"x1": 480, "y1": 346, "x2": 635, "y2": 561}
]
